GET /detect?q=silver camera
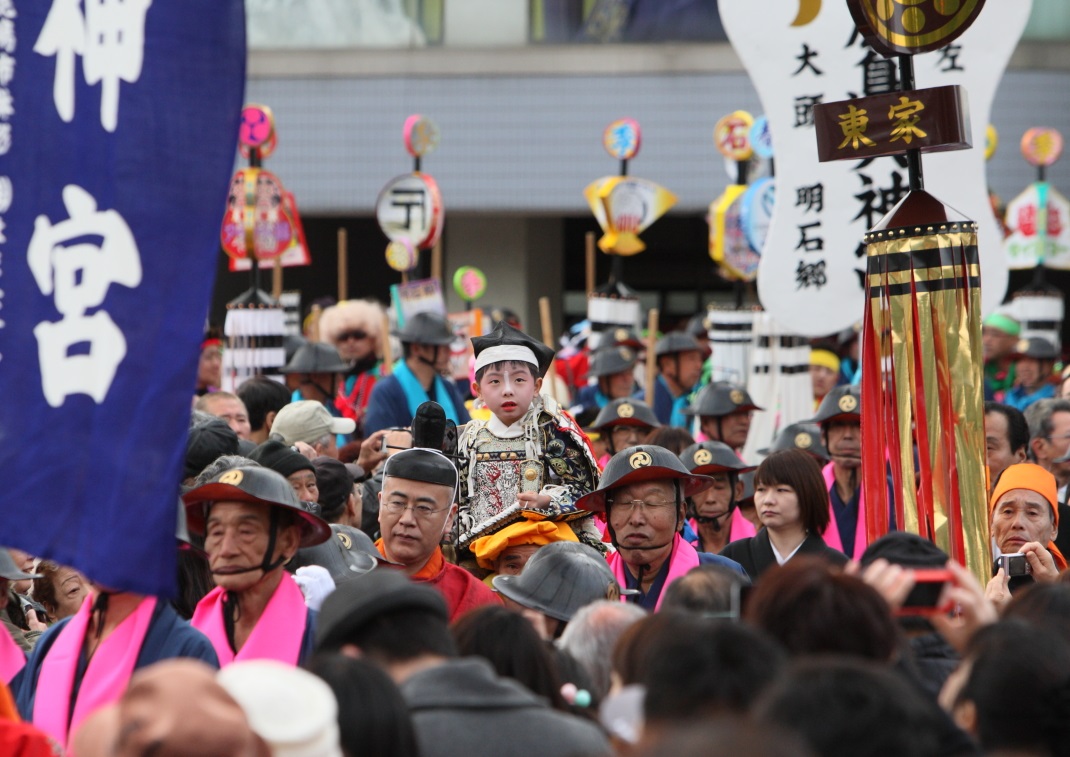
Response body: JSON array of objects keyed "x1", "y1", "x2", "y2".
[{"x1": 998, "y1": 552, "x2": 1031, "y2": 578}]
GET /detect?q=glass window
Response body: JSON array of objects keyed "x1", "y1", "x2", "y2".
[{"x1": 530, "y1": 0, "x2": 728, "y2": 44}]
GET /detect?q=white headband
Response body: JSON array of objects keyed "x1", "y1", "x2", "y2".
[{"x1": 474, "y1": 344, "x2": 539, "y2": 372}]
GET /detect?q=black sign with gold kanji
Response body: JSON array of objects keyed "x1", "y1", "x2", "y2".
[{"x1": 813, "y1": 85, "x2": 970, "y2": 163}]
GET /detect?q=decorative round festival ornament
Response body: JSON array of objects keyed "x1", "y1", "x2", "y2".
[
  {"x1": 618, "y1": 403, "x2": 635, "y2": 418},
  {"x1": 220, "y1": 168, "x2": 297, "y2": 261},
  {"x1": 1003, "y1": 182, "x2": 1070, "y2": 270},
  {"x1": 603, "y1": 118, "x2": 642, "y2": 161},
  {"x1": 583, "y1": 176, "x2": 678, "y2": 256},
  {"x1": 453, "y1": 266, "x2": 487, "y2": 302},
  {"x1": 729, "y1": 389, "x2": 745, "y2": 405},
  {"x1": 385, "y1": 239, "x2": 418, "y2": 272},
  {"x1": 740, "y1": 177, "x2": 776, "y2": 254},
  {"x1": 708, "y1": 186, "x2": 759, "y2": 281},
  {"x1": 693, "y1": 449, "x2": 713, "y2": 466},
  {"x1": 403, "y1": 114, "x2": 441, "y2": 158},
  {"x1": 375, "y1": 173, "x2": 444, "y2": 250},
  {"x1": 847, "y1": 0, "x2": 987, "y2": 57},
  {"x1": 795, "y1": 432, "x2": 813, "y2": 449},
  {"x1": 749, "y1": 116, "x2": 775, "y2": 160},
  {"x1": 714, "y1": 111, "x2": 755, "y2": 162},
  {"x1": 985, "y1": 124, "x2": 998, "y2": 162},
  {"x1": 838, "y1": 394, "x2": 858, "y2": 413},
  {"x1": 1021, "y1": 127, "x2": 1064, "y2": 168},
  {"x1": 238, "y1": 104, "x2": 277, "y2": 160}
]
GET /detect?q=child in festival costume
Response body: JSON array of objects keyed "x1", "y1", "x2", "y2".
[{"x1": 457, "y1": 322, "x2": 604, "y2": 558}]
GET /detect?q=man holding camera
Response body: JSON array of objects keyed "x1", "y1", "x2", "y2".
[{"x1": 988, "y1": 462, "x2": 1066, "y2": 599}]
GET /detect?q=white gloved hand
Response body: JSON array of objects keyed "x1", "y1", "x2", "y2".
[{"x1": 293, "y1": 565, "x2": 335, "y2": 612}]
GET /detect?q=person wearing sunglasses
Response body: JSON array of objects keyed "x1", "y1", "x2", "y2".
[{"x1": 319, "y1": 300, "x2": 388, "y2": 437}]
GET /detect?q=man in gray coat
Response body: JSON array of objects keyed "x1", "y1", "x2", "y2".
[{"x1": 315, "y1": 569, "x2": 609, "y2": 757}]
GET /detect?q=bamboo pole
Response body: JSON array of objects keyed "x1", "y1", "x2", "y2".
[
  {"x1": 380, "y1": 310, "x2": 394, "y2": 375},
  {"x1": 307, "y1": 305, "x2": 322, "y2": 342},
  {"x1": 538, "y1": 296, "x2": 566, "y2": 404},
  {"x1": 539, "y1": 297, "x2": 554, "y2": 350},
  {"x1": 585, "y1": 231, "x2": 596, "y2": 298},
  {"x1": 644, "y1": 308, "x2": 659, "y2": 405},
  {"x1": 337, "y1": 228, "x2": 348, "y2": 303},
  {"x1": 271, "y1": 257, "x2": 283, "y2": 300},
  {"x1": 431, "y1": 238, "x2": 443, "y2": 285}
]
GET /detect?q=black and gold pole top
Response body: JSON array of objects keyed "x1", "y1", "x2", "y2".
[
  {"x1": 847, "y1": 0, "x2": 986, "y2": 57},
  {"x1": 863, "y1": 221, "x2": 979, "y2": 245}
]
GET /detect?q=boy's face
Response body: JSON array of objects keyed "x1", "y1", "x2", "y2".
[{"x1": 472, "y1": 362, "x2": 542, "y2": 426}]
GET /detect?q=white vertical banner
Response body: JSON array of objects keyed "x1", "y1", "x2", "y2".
[{"x1": 719, "y1": 0, "x2": 1031, "y2": 337}]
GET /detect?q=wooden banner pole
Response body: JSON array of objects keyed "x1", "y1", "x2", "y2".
[
  {"x1": 645, "y1": 308, "x2": 659, "y2": 405},
  {"x1": 337, "y1": 228, "x2": 348, "y2": 303}
]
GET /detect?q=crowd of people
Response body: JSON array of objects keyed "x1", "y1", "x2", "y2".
[{"x1": 3, "y1": 297, "x2": 1070, "y2": 757}]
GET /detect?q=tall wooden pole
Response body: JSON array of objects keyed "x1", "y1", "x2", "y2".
[
  {"x1": 337, "y1": 228, "x2": 348, "y2": 303},
  {"x1": 585, "y1": 231, "x2": 596, "y2": 298},
  {"x1": 431, "y1": 238, "x2": 443, "y2": 286},
  {"x1": 380, "y1": 311, "x2": 394, "y2": 375},
  {"x1": 271, "y1": 257, "x2": 283, "y2": 300},
  {"x1": 539, "y1": 296, "x2": 565, "y2": 404},
  {"x1": 644, "y1": 308, "x2": 659, "y2": 405}
]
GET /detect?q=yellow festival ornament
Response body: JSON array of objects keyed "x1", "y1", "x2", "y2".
[{"x1": 584, "y1": 176, "x2": 677, "y2": 256}]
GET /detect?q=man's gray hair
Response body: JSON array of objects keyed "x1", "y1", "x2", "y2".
[
  {"x1": 1025, "y1": 399, "x2": 1070, "y2": 445},
  {"x1": 556, "y1": 600, "x2": 646, "y2": 701}
]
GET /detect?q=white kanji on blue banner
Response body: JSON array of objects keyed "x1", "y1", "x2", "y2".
[{"x1": 0, "y1": 0, "x2": 246, "y2": 596}]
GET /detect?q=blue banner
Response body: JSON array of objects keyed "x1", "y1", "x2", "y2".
[{"x1": 0, "y1": 1, "x2": 246, "y2": 596}]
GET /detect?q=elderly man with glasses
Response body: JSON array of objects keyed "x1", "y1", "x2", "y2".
[
  {"x1": 376, "y1": 448, "x2": 499, "y2": 621},
  {"x1": 576, "y1": 445, "x2": 746, "y2": 611}
]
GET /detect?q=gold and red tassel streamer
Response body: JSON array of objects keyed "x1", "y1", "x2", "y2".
[{"x1": 861, "y1": 191, "x2": 991, "y2": 584}]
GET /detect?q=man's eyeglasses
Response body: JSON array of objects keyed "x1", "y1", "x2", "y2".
[
  {"x1": 338, "y1": 330, "x2": 369, "y2": 342},
  {"x1": 381, "y1": 501, "x2": 449, "y2": 519},
  {"x1": 608, "y1": 499, "x2": 677, "y2": 514}
]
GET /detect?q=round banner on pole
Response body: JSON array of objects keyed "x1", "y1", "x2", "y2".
[
  {"x1": 453, "y1": 266, "x2": 487, "y2": 301},
  {"x1": 714, "y1": 111, "x2": 754, "y2": 162},
  {"x1": 385, "y1": 239, "x2": 418, "y2": 272},
  {"x1": 1021, "y1": 127, "x2": 1064, "y2": 168},
  {"x1": 740, "y1": 177, "x2": 776, "y2": 253},
  {"x1": 847, "y1": 0, "x2": 986, "y2": 57},
  {"x1": 403, "y1": 115, "x2": 441, "y2": 158},
  {"x1": 749, "y1": 115, "x2": 774, "y2": 159},
  {"x1": 376, "y1": 173, "x2": 444, "y2": 250},
  {"x1": 603, "y1": 118, "x2": 642, "y2": 161},
  {"x1": 238, "y1": 104, "x2": 277, "y2": 160}
]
